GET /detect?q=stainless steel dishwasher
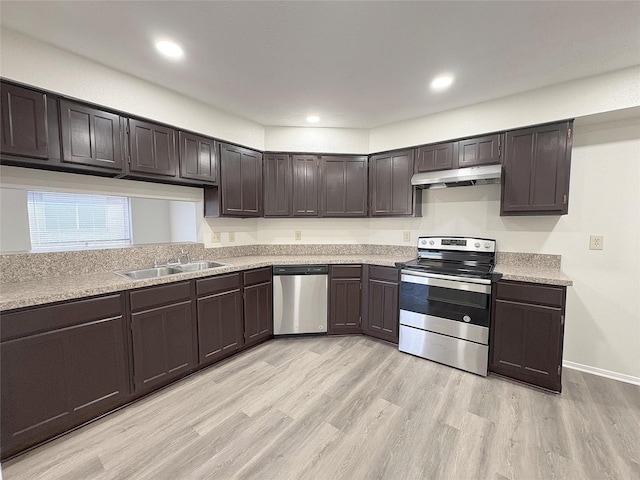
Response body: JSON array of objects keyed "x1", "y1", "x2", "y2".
[{"x1": 272, "y1": 265, "x2": 328, "y2": 335}]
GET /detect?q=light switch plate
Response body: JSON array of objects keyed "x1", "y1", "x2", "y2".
[
  {"x1": 295, "y1": 231, "x2": 302, "y2": 241},
  {"x1": 229, "y1": 232, "x2": 235, "y2": 242},
  {"x1": 589, "y1": 235, "x2": 604, "y2": 250},
  {"x1": 210, "y1": 232, "x2": 221, "y2": 243},
  {"x1": 403, "y1": 231, "x2": 411, "y2": 242}
]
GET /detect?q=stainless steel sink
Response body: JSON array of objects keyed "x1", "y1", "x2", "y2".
[
  {"x1": 115, "y1": 266, "x2": 182, "y2": 280},
  {"x1": 176, "y1": 261, "x2": 227, "y2": 272},
  {"x1": 115, "y1": 261, "x2": 227, "y2": 280}
]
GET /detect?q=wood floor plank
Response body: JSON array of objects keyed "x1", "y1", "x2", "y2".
[{"x1": 3, "y1": 336, "x2": 639, "y2": 480}]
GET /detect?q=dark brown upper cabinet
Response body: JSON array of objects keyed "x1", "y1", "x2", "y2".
[
  {"x1": 220, "y1": 143, "x2": 263, "y2": 217},
  {"x1": 490, "y1": 280, "x2": 566, "y2": 392},
  {"x1": 263, "y1": 153, "x2": 292, "y2": 217},
  {"x1": 292, "y1": 154, "x2": 320, "y2": 216},
  {"x1": 415, "y1": 141, "x2": 457, "y2": 172},
  {"x1": 127, "y1": 118, "x2": 177, "y2": 178},
  {"x1": 369, "y1": 149, "x2": 421, "y2": 217},
  {"x1": 178, "y1": 131, "x2": 218, "y2": 185},
  {"x1": 501, "y1": 121, "x2": 572, "y2": 216},
  {"x1": 59, "y1": 100, "x2": 123, "y2": 172},
  {"x1": 458, "y1": 133, "x2": 503, "y2": 168},
  {"x1": 320, "y1": 155, "x2": 368, "y2": 217},
  {"x1": 1, "y1": 83, "x2": 49, "y2": 159}
]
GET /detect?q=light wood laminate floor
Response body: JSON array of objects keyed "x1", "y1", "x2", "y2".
[{"x1": 3, "y1": 336, "x2": 639, "y2": 480}]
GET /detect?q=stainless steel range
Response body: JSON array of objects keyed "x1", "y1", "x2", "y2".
[{"x1": 397, "y1": 236, "x2": 498, "y2": 376}]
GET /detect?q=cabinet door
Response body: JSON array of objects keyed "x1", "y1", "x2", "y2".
[
  {"x1": 369, "y1": 149, "x2": 416, "y2": 216},
  {"x1": 415, "y1": 142, "x2": 455, "y2": 172},
  {"x1": 364, "y1": 280, "x2": 399, "y2": 343},
  {"x1": 220, "y1": 143, "x2": 263, "y2": 217},
  {"x1": 490, "y1": 299, "x2": 563, "y2": 392},
  {"x1": 1, "y1": 83, "x2": 48, "y2": 159},
  {"x1": 1, "y1": 316, "x2": 129, "y2": 458},
  {"x1": 264, "y1": 153, "x2": 291, "y2": 217},
  {"x1": 178, "y1": 131, "x2": 218, "y2": 184},
  {"x1": 320, "y1": 156, "x2": 367, "y2": 217},
  {"x1": 131, "y1": 301, "x2": 195, "y2": 393},
  {"x1": 59, "y1": 100, "x2": 123, "y2": 171},
  {"x1": 329, "y1": 277, "x2": 362, "y2": 335},
  {"x1": 197, "y1": 289, "x2": 243, "y2": 366},
  {"x1": 128, "y1": 118, "x2": 177, "y2": 177},
  {"x1": 244, "y1": 282, "x2": 272, "y2": 346},
  {"x1": 501, "y1": 122, "x2": 571, "y2": 216},
  {"x1": 458, "y1": 133, "x2": 502, "y2": 168},
  {"x1": 292, "y1": 155, "x2": 319, "y2": 216}
]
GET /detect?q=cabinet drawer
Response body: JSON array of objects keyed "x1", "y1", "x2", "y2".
[
  {"x1": 495, "y1": 281, "x2": 565, "y2": 307},
  {"x1": 330, "y1": 265, "x2": 362, "y2": 279},
  {"x1": 243, "y1": 267, "x2": 272, "y2": 286},
  {"x1": 196, "y1": 273, "x2": 241, "y2": 297},
  {"x1": 130, "y1": 281, "x2": 192, "y2": 312},
  {"x1": 1, "y1": 294, "x2": 124, "y2": 341},
  {"x1": 368, "y1": 265, "x2": 399, "y2": 283}
]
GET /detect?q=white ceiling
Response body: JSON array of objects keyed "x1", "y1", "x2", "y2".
[{"x1": 1, "y1": 1, "x2": 639, "y2": 129}]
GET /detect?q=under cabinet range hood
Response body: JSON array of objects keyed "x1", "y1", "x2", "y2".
[{"x1": 411, "y1": 164, "x2": 502, "y2": 189}]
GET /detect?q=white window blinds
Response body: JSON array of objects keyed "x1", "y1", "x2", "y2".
[{"x1": 27, "y1": 191, "x2": 132, "y2": 250}]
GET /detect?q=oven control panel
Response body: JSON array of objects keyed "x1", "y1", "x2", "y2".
[{"x1": 417, "y1": 236, "x2": 496, "y2": 253}]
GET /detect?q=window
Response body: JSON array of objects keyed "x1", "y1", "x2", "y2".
[{"x1": 27, "y1": 191, "x2": 132, "y2": 250}]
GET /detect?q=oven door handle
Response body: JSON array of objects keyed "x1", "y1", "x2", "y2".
[{"x1": 401, "y1": 271, "x2": 491, "y2": 294}]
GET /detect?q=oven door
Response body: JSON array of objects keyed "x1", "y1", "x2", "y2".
[{"x1": 399, "y1": 270, "x2": 491, "y2": 344}]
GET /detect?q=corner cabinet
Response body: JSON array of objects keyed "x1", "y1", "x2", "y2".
[
  {"x1": 362, "y1": 265, "x2": 400, "y2": 344},
  {"x1": 490, "y1": 280, "x2": 567, "y2": 392},
  {"x1": 328, "y1": 265, "x2": 362, "y2": 335},
  {"x1": 501, "y1": 121, "x2": 572, "y2": 216},
  {"x1": 369, "y1": 149, "x2": 421, "y2": 217},
  {"x1": 0, "y1": 294, "x2": 130, "y2": 459},
  {"x1": 320, "y1": 155, "x2": 368, "y2": 217}
]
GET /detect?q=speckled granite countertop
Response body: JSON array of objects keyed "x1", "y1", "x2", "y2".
[
  {"x1": 0, "y1": 254, "x2": 411, "y2": 311},
  {"x1": 0, "y1": 248, "x2": 573, "y2": 311}
]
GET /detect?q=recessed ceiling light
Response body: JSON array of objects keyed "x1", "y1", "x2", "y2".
[
  {"x1": 306, "y1": 115, "x2": 321, "y2": 124},
  {"x1": 430, "y1": 75, "x2": 454, "y2": 91},
  {"x1": 155, "y1": 40, "x2": 184, "y2": 59}
]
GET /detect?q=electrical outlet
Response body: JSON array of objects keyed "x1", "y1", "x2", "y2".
[
  {"x1": 589, "y1": 235, "x2": 604, "y2": 250},
  {"x1": 295, "y1": 231, "x2": 302, "y2": 241},
  {"x1": 210, "y1": 232, "x2": 221, "y2": 243},
  {"x1": 229, "y1": 232, "x2": 235, "y2": 242},
  {"x1": 403, "y1": 231, "x2": 411, "y2": 242}
]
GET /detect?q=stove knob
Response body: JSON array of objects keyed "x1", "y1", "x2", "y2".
[
  {"x1": 474, "y1": 242, "x2": 480, "y2": 248},
  {"x1": 429, "y1": 240, "x2": 435, "y2": 246},
  {"x1": 463, "y1": 315, "x2": 471, "y2": 323},
  {"x1": 484, "y1": 242, "x2": 491, "y2": 249}
]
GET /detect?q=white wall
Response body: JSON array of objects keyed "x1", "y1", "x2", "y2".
[
  {"x1": 0, "y1": 28, "x2": 265, "y2": 150},
  {"x1": 265, "y1": 126, "x2": 369, "y2": 154},
  {"x1": 0, "y1": 188, "x2": 31, "y2": 252},
  {"x1": 369, "y1": 66, "x2": 640, "y2": 153}
]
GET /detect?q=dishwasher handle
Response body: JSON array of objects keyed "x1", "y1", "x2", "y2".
[{"x1": 272, "y1": 265, "x2": 329, "y2": 275}]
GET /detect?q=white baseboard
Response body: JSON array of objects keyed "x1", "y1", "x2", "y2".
[{"x1": 563, "y1": 360, "x2": 640, "y2": 386}]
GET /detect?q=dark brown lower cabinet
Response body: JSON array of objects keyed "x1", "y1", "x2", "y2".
[
  {"x1": 328, "y1": 265, "x2": 362, "y2": 334},
  {"x1": 362, "y1": 265, "x2": 400, "y2": 344},
  {"x1": 129, "y1": 282, "x2": 197, "y2": 394},
  {"x1": 243, "y1": 267, "x2": 273, "y2": 347},
  {"x1": 196, "y1": 273, "x2": 244, "y2": 366},
  {"x1": 0, "y1": 294, "x2": 129, "y2": 459},
  {"x1": 490, "y1": 280, "x2": 566, "y2": 392}
]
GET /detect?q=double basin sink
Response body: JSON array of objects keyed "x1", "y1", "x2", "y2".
[{"x1": 115, "y1": 261, "x2": 228, "y2": 280}]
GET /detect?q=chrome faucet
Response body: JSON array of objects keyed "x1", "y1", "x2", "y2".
[{"x1": 168, "y1": 249, "x2": 190, "y2": 266}]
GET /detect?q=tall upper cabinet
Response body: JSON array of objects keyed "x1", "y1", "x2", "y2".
[
  {"x1": 501, "y1": 121, "x2": 572, "y2": 216},
  {"x1": 1, "y1": 83, "x2": 49, "y2": 160},
  {"x1": 320, "y1": 155, "x2": 368, "y2": 217},
  {"x1": 369, "y1": 149, "x2": 421, "y2": 217}
]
